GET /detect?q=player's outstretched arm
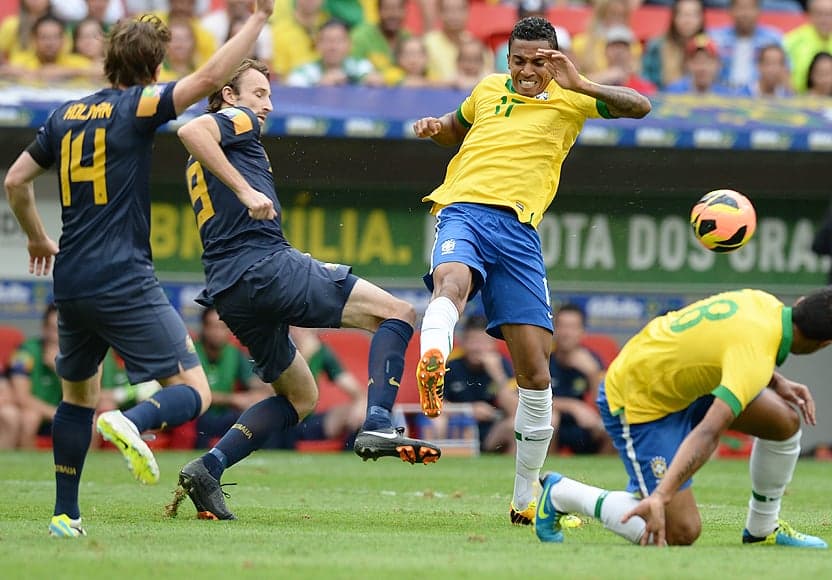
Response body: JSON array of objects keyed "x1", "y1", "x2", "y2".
[
  {"x1": 177, "y1": 115, "x2": 276, "y2": 220},
  {"x1": 413, "y1": 111, "x2": 468, "y2": 147},
  {"x1": 172, "y1": 0, "x2": 274, "y2": 115},
  {"x1": 536, "y1": 48, "x2": 651, "y2": 119},
  {"x1": 622, "y1": 398, "x2": 734, "y2": 544},
  {"x1": 4, "y1": 152, "x2": 59, "y2": 276}
]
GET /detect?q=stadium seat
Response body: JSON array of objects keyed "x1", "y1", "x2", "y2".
[
  {"x1": 0, "y1": 325, "x2": 25, "y2": 369},
  {"x1": 580, "y1": 333, "x2": 620, "y2": 368},
  {"x1": 317, "y1": 329, "x2": 370, "y2": 413}
]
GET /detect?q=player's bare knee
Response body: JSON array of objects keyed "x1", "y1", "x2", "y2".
[
  {"x1": 390, "y1": 298, "x2": 416, "y2": 326},
  {"x1": 770, "y1": 407, "x2": 800, "y2": 440},
  {"x1": 668, "y1": 519, "x2": 702, "y2": 546}
]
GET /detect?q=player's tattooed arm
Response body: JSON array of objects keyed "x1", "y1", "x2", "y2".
[
  {"x1": 536, "y1": 48, "x2": 651, "y2": 119},
  {"x1": 587, "y1": 84, "x2": 652, "y2": 119},
  {"x1": 652, "y1": 399, "x2": 734, "y2": 503}
]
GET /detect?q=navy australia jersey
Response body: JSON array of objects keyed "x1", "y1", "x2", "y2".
[
  {"x1": 32, "y1": 83, "x2": 178, "y2": 300},
  {"x1": 186, "y1": 106, "x2": 289, "y2": 297}
]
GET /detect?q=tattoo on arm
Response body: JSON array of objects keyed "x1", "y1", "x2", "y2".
[{"x1": 591, "y1": 84, "x2": 651, "y2": 119}]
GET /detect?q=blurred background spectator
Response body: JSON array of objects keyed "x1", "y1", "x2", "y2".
[
  {"x1": 0, "y1": 0, "x2": 53, "y2": 64},
  {"x1": 664, "y1": 33, "x2": 738, "y2": 93},
  {"x1": 425, "y1": 0, "x2": 493, "y2": 83},
  {"x1": 156, "y1": 0, "x2": 217, "y2": 67},
  {"x1": 202, "y1": 0, "x2": 273, "y2": 70},
  {"x1": 351, "y1": 0, "x2": 411, "y2": 86},
  {"x1": 590, "y1": 25, "x2": 657, "y2": 94},
  {"x1": 710, "y1": 0, "x2": 784, "y2": 89},
  {"x1": 805, "y1": 49, "x2": 832, "y2": 95},
  {"x1": 2, "y1": 15, "x2": 97, "y2": 86},
  {"x1": 395, "y1": 34, "x2": 434, "y2": 85},
  {"x1": 784, "y1": 0, "x2": 832, "y2": 93},
  {"x1": 549, "y1": 304, "x2": 612, "y2": 456},
  {"x1": 9, "y1": 304, "x2": 60, "y2": 450},
  {"x1": 572, "y1": 0, "x2": 639, "y2": 76},
  {"x1": 287, "y1": 19, "x2": 382, "y2": 86},
  {"x1": 273, "y1": 0, "x2": 327, "y2": 80},
  {"x1": 53, "y1": 0, "x2": 122, "y2": 29},
  {"x1": 0, "y1": 372, "x2": 22, "y2": 450},
  {"x1": 451, "y1": 35, "x2": 490, "y2": 90},
  {"x1": 642, "y1": 0, "x2": 706, "y2": 89},
  {"x1": 158, "y1": 18, "x2": 198, "y2": 81},
  {"x1": 749, "y1": 42, "x2": 793, "y2": 95}
]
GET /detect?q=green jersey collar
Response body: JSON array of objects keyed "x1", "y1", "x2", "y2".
[
  {"x1": 776, "y1": 306, "x2": 793, "y2": 366},
  {"x1": 505, "y1": 78, "x2": 516, "y2": 93}
]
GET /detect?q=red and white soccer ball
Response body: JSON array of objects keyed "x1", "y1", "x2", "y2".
[{"x1": 690, "y1": 189, "x2": 757, "y2": 253}]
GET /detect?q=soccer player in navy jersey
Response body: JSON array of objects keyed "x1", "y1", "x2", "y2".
[
  {"x1": 4, "y1": 1, "x2": 274, "y2": 538},
  {"x1": 171, "y1": 59, "x2": 440, "y2": 520}
]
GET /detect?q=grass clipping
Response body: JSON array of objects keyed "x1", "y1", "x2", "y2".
[{"x1": 164, "y1": 486, "x2": 188, "y2": 518}]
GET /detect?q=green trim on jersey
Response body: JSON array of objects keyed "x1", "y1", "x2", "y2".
[
  {"x1": 456, "y1": 106, "x2": 472, "y2": 129},
  {"x1": 596, "y1": 100, "x2": 614, "y2": 119},
  {"x1": 712, "y1": 385, "x2": 742, "y2": 417},
  {"x1": 776, "y1": 307, "x2": 793, "y2": 366}
]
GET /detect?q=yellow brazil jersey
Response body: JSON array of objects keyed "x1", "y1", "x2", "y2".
[
  {"x1": 423, "y1": 73, "x2": 609, "y2": 228},
  {"x1": 604, "y1": 289, "x2": 792, "y2": 425}
]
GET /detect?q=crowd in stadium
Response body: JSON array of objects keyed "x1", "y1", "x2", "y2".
[{"x1": 1, "y1": 0, "x2": 832, "y2": 96}]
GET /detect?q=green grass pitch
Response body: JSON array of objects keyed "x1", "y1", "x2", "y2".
[{"x1": 1, "y1": 451, "x2": 830, "y2": 579}]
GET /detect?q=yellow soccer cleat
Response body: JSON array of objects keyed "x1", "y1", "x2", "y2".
[
  {"x1": 96, "y1": 410, "x2": 160, "y2": 485},
  {"x1": 511, "y1": 500, "x2": 583, "y2": 528},
  {"x1": 49, "y1": 514, "x2": 86, "y2": 538}
]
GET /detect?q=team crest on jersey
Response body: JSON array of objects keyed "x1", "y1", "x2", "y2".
[
  {"x1": 534, "y1": 92, "x2": 549, "y2": 101},
  {"x1": 321, "y1": 262, "x2": 343, "y2": 271},
  {"x1": 440, "y1": 239, "x2": 456, "y2": 255},
  {"x1": 650, "y1": 456, "x2": 667, "y2": 480}
]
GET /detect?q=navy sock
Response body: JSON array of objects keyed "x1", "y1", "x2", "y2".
[
  {"x1": 52, "y1": 402, "x2": 95, "y2": 519},
  {"x1": 363, "y1": 318, "x2": 413, "y2": 431},
  {"x1": 211, "y1": 395, "x2": 299, "y2": 476},
  {"x1": 124, "y1": 384, "x2": 202, "y2": 433}
]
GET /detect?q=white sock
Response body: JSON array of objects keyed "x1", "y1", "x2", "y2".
[
  {"x1": 419, "y1": 296, "x2": 459, "y2": 360},
  {"x1": 549, "y1": 476, "x2": 646, "y2": 544},
  {"x1": 745, "y1": 431, "x2": 801, "y2": 537},
  {"x1": 513, "y1": 387, "x2": 553, "y2": 510}
]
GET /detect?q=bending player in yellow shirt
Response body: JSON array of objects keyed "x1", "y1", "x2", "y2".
[
  {"x1": 412, "y1": 16, "x2": 651, "y2": 526},
  {"x1": 535, "y1": 288, "x2": 830, "y2": 548}
]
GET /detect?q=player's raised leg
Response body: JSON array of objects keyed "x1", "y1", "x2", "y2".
[
  {"x1": 418, "y1": 261, "x2": 472, "y2": 418},
  {"x1": 89, "y1": 286, "x2": 211, "y2": 484},
  {"x1": 343, "y1": 278, "x2": 441, "y2": 464},
  {"x1": 178, "y1": 350, "x2": 315, "y2": 520}
]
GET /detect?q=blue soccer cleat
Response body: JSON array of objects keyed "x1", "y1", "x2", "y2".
[
  {"x1": 742, "y1": 520, "x2": 828, "y2": 549},
  {"x1": 535, "y1": 472, "x2": 566, "y2": 543},
  {"x1": 49, "y1": 514, "x2": 86, "y2": 538}
]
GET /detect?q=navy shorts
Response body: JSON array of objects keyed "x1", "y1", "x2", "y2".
[
  {"x1": 214, "y1": 248, "x2": 358, "y2": 383},
  {"x1": 598, "y1": 380, "x2": 713, "y2": 497},
  {"x1": 56, "y1": 277, "x2": 200, "y2": 383},
  {"x1": 424, "y1": 203, "x2": 552, "y2": 339}
]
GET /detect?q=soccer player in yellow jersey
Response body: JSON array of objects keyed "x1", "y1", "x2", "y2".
[
  {"x1": 412, "y1": 16, "x2": 651, "y2": 526},
  {"x1": 535, "y1": 288, "x2": 831, "y2": 549}
]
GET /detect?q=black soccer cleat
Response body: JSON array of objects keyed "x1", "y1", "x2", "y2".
[
  {"x1": 178, "y1": 457, "x2": 237, "y2": 520},
  {"x1": 354, "y1": 427, "x2": 441, "y2": 465}
]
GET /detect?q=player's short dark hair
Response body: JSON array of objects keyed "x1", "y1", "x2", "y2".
[
  {"x1": 792, "y1": 287, "x2": 832, "y2": 341},
  {"x1": 555, "y1": 303, "x2": 586, "y2": 325},
  {"x1": 207, "y1": 58, "x2": 271, "y2": 113},
  {"x1": 508, "y1": 16, "x2": 558, "y2": 52},
  {"x1": 104, "y1": 14, "x2": 171, "y2": 87}
]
